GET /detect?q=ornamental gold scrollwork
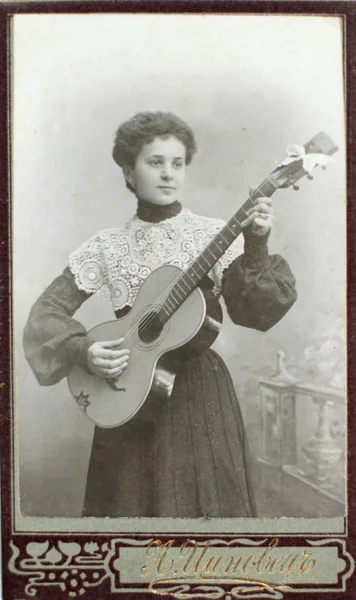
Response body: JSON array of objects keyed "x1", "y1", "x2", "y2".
[
  {"x1": 9, "y1": 537, "x2": 155, "y2": 598},
  {"x1": 9, "y1": 539, "x2": 111, "y2": 597},
  {"x1": 148, "y1": 579, "x2": 289, "y2": 599}
]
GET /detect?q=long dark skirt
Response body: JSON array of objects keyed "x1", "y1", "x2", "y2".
[{"x1": 82, "y1": 349, "x2": 256, "y2": 518}]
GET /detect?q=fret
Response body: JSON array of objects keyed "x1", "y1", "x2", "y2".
[
  {"x1": 175, "y1": 283, "x2": 185, "y2": 297},
  {"x1": 178, "y1": 279, "x2": 190, "y2": 293},
  {"x1": 265, "y1": 176, "x2": 278, "y2": 192},
  {"x1": 180, "y1": 276, "x2": 194, "y2": 293},
  {"x1": 200, "y1": 254, "x2": 212, "y2": 268},
  {"x1": 168, "y1": 292, "x2": 178, "y2": 313},
  {"x1": 182, "y1": 272, "x2": 197, "y2": 289},
  {"x1": 248, "y1": 194, "x2": 259, "y2": 205},
  {"x1": 219, "y1": 231, "x2": 231, "y2": 245},
  {"x1": 161, "y1": 307, "x2": 172, "y2": 321},
  {"x1": 245, "y1": 196, "x2": 255, "y2": 207},
  {"x1": 191, "y1": 261, "x2": 206, "y2": 277},
  {"x1": 231, "y1": 215, "x2": 242, "y2": 225},
  {"x1": 161, "y1": 305, "x2": 170, "y2": 317},
  {"x1": 214, "y1": 238, "x2": 227, "y2": 250},
  {"x1": 258, "y1": 179, "x2": 276, "y2": 198},
  {"x1": 206, "y1": 246, "x2": 218, "y2": 261},
  {"x1": 225, "y1": 223, "x2": 240, "y2": 238},
  {"x1": 184, "y1": 260, "x2": 208, "y2": 289},
  {"x1": 229, "y1": 218, "x2": 242, "y2": 231},
  {"x1": 188, "y1": 267, "x2": 199, "y2": 279},
  {"x1": 248, "y1": 179, "x2": 275, "y2": 203},
  {"x1": 167, "y1": 293, "x2": 178, "y2": 306},
  {"x1": 237, "y1": 206, "x2": 249, "y2": 219},
  {"x1": 172, "y1": 287, "x2": 184, "y2": 301},
  {"x1": 165, "y1": 296, "x2": 175, "y2": 311},
  {"x1": 211, "y1": 239, "x2": 223, "y2": 254}
]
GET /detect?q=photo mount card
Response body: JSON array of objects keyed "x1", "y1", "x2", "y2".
[{"x1": 0, "y1": 2, "x2": 355, "y2": 599}]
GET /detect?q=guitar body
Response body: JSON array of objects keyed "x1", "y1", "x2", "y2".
[{"x1": 68, "y1": 265, "x2": 222, "y2": 428}]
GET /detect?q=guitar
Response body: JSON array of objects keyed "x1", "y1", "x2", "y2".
[{"x1": 68, "y1": 132, "x2": 338, "y2": 428}]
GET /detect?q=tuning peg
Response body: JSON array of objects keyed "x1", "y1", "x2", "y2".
[
  {"x1": 293, "y1": 184, "x2": 300, "y2": 191},
  {"x1": 307, "y1": 174, "x2": 314, "y2": 180},
  {"x1": 322, "y1": 166, "x2": 327, "y2": 171}
]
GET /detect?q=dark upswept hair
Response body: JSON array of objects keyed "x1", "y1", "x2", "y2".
[{"x1": 112, "y1": 111, "x2": 197, "y2": 168}]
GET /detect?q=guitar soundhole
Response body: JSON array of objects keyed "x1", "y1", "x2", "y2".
[{"x1": 138, "y1": 311, "x2": 164, "y2": 344}]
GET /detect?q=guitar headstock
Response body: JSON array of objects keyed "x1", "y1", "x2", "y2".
[{"x1": 271, "y1": 132, "x2": 339, "y2": 190}]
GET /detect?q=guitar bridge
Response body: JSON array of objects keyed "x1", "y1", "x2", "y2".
[{"x1": 107, "y1": 379, "x2": 126, "y2": 392}]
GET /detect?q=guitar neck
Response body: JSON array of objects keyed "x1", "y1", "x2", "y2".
[{"x1": 159, "y1": 175, "x2": 278, "y2": 324}]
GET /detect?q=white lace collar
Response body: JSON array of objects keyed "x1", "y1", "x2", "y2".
[{"x1": 69, "y1": 208, "x2": 243, "y2": 310}]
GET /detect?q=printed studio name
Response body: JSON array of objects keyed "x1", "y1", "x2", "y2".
[{"x1": 140, "y1": 537, "x2": 315, "y2": 581}]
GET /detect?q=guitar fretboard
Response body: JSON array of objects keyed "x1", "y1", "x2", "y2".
[{"x1": 158, "y1": 176, "x2": 278, "y2": 324}]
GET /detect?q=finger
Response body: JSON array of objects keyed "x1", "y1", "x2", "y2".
[
  {"x1": 92, "y1": 356, "x2": 129, "y2": 369},
  {"x1": 107, "y1": 362, "x2": 128, "y2": 378},
  {"x1": 245, "y1": 202, "x2": 272, "y2": 216},
  {"x1": 242, "y1": 210, "x2": 268, "y2": 227},
  {"x1": 241, "y1": 212, "x2": 273, "y2": 229},
  {"x1": 107, "y1": 356, "x2": 129, "y2": 369},
  {"x1": 95, "y1": 348, "x2": 130, "y2": 360},
  {"x1": 254, "y1": 213, "x2": 270, "y2": 221},
  {"x1": 100, "y1": 338, "x2": 125, "y2": 348},
  {"x1": 252, "y1": 217, "x2": 272, "y2": 231},
  {"x1": 254, "y1": 201, "x2": 273, "y2": 212},
  {"x1": 240, "y1": 214, "x2": 255, "y2": 228},
  {"x1": 255, "y1": 213, "x2": 274, "y2": 225}
]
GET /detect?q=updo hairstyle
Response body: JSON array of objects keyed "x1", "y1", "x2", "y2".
[{"x1": 112, "y1": 112, "x2": 197, "y2": 173}]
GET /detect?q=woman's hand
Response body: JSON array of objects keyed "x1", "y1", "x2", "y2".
[
  {"x1": 241, "y1": 188, "x2": 275, "y2": 236},
  {"x1": 87, "y1": 338, "x2": 130, "y2": 380}
]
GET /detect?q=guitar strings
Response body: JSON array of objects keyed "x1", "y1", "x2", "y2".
[{"x1": 121, "y1": 178, "x2": 273, "y2": 343}]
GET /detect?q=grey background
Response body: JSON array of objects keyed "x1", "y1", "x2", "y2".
[{"x1": 13, "y1": 15, "x2": 345, "y2": 517}]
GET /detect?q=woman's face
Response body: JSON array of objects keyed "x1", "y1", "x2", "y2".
[{"x1": 126, "y1": 135, "x2": 187, "y2": 205}]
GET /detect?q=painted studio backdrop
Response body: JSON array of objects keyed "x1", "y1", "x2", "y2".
[{"x1": 13, "y1": 15, "x2": 345, "y2": 518}]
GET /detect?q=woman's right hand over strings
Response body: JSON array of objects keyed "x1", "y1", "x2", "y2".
[{"x1": 87, "y1": 338, "x2": 130, "y2": 380}]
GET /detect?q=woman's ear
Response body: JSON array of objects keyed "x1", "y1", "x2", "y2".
[{"x1": 122, "y1": 166, "x2": 135, "y2": 190}]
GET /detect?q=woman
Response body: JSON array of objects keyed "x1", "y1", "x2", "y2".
[{"x1": 24, "y1": 112, "x2": 297, "y2": 518}]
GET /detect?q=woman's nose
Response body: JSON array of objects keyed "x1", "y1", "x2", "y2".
[{"x1": 161, "y1": 164, "x2": 173, "y2": 180}]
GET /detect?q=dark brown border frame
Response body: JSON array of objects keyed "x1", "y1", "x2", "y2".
[{"x1": 1, "y1": 3, "x2": 355, "y2": 599}]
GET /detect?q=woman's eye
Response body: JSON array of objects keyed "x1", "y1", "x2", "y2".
[
  {"x1": 148, "y1": 159, "x2": 162, "y2": 167},
  {"x1": 173, "y1": 162, "x2": 183, "y2": 169}
]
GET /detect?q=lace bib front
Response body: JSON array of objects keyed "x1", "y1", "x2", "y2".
[{"x1": 68, "y1": 208, "x2": 244, "y2": 310}]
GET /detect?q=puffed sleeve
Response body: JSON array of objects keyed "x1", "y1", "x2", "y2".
[
  {"x1": 221, "y1": 228, "x2": 297, "y2": 331},
  {"x1": 24, "y1": 231, "x2": 107, "y2": 386},
  {"x1": 23, "y1": 267, "x2": 93, "y2": 386}
]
